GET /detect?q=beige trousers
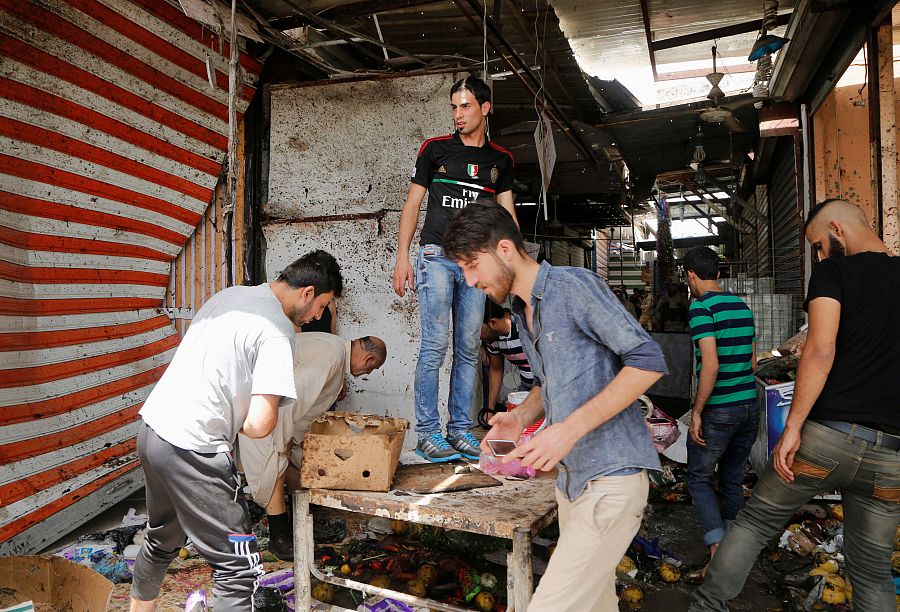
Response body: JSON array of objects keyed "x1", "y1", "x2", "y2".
[{"x1": 527, "y1": 470, "x2": 649, "y2": 612}]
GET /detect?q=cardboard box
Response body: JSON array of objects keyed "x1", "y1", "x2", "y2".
[
  {"x1": 300, "y1": 412, "x2": 408, "y2": 492},
  {"x1": 0, "y1": 556, "x2": 113, "y2": 612}
]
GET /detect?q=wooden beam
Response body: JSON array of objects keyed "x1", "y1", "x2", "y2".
[
  {"x1": 279, "y1": 0, "x2": 427, "y2": 65},
  {"x1": 651, "y1": 13, "x2": 791, "y2": 52},
  {"x1": 657, "y1": 63, "x2": 754, "y2": 81},
  {"x1": 276, "y1": 0, "x2": 443, "y2": 24},
  {"x1": 638, "y1": 0, "x2": 658, "y2": 81},
  {"x1": 875, "y1": 15, "x2": 899, "y2": 252}
]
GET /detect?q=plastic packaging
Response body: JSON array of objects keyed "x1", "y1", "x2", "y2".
[{"x1": 478, "y1": 434, "x2": 536, "y2": 477}]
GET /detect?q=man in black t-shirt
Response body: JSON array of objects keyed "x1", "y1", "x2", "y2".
[
  {"x1": 392, "y1": 76, "x2": 516, "y2": 462},
  {"x1": 691, "y1": 199, "x2": 900, "y2": 612}
]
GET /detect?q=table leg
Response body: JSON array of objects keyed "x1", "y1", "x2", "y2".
[
  {"x1": 293, "y1": 490, "x2": 312, "y2": 611},
  {"x1": 510, "y1": 527, "x2": 533, "y2": 611}
]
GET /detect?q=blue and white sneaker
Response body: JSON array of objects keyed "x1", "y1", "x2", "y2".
[
  {"x1": 416, "y1": 433, "x2": 462, "y2": 463},
  {"x1": 447, "y1": 431, "x2": 482, "y2": 461}
]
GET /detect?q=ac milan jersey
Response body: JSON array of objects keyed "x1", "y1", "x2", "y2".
[{"x1": 411, "y1": 131, "x2": 515, "y2": 246}]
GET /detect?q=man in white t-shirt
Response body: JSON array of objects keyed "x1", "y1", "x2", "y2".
[{"x1": 130, "y1": 250, "x2": 343, "y2": 612}]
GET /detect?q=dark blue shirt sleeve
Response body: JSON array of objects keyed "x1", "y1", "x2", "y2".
[{"x1": 571, "y1": 273, "x2": 668, "y2": 375}]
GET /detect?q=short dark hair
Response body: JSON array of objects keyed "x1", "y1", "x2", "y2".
[
  {"x1": 682, "y1": 247, "x2": 719, "y2": 280},
  {"x1": 359, "y1": 336, "x2": 386, "y2": 362},
  {"x1": 442, "y1": 202, "x2": 526, "y2": 263},
  {"x1": 805, "y1": 198, "x2": 845, "y2": 227},
  {"x1": 277, "y1": 250, "x2": 343, "y2": 297},
  {"x1": 450, "y1": 75, "x2": 492, "y2": 107},
  {"x1": 483, "y1": 298, "x2": 508, "y2": 323}
]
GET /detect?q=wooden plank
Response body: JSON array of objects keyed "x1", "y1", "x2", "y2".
[
  {"x1": 234, "y1": 124, "x2": 246, "y2": 286},
  {"x1": 306, "y1": 472, "x2": 558, "y2": 539},
  {"x1": 194, "y1": 227, "x2": 202, "y2": 314},
  {"x1": 174, "y1": 248, "x2": 183, "y2": 336},
  {"x1": 215, "y1": 185, "x2": 224, "y2": 292},
  {"x1": 205, "y1": 200, "x2": 214, "y2": 302},
  {"x1": 510, "y1": 527, "x2": 533, "y2": 612},
  {"x1": 293, "y1": 490, "x2": 312, "y2": 612},
  {"x1": 877, "y1": 19, "x2": 899, "y2": 252}
]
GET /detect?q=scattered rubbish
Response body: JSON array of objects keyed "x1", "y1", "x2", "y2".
[
  {"x1": 644, "y1": 405, "x2": 680, "y2": 454},
  {"x1": 88, "y1": 549, "x2": 132, "y2": 584},
  {"x1": 121, "y1": 507, "x2": 149, "y2": 527},
  {"x1": 618, "y1": 582, "x2": 643, "y2": 608},
  {"x1": 184, "y1": 589, "x2": 208, "y2": 612},
  {"x1": 367, "y1": 518, "x2": 394, "y2": 535},
  {"x1": 122, "y1": 544, "x2": 142, "y2": 560},
  {"x1": 314, "y1": 516, "x2": 347, "y2": 543},
  {"x1": 356, "y1": 596, "x2": 418, "y2": 612}
]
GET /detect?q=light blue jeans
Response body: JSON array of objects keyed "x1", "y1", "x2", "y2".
[
  {"x1": 690, "y1": 419, "x2": 900, "y2": 612},
  {"x1": 413, "y1": 244, "x2": 484, "y2": 439}
]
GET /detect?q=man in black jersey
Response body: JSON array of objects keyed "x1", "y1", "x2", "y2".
[
  {"x1": 691, "y1": 199, "x2": 900, "y2": 612},
  {"x1": 392, "y1": 76, "x2": 517, "y2": 462}
]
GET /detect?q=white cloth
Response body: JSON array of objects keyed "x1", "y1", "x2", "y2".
[
  {"x1": 238, "y1": 332, "x2": 347, "y2": 506},
  {"x1": 141, "y1": 283, "x2": 296, "y2": 453}
]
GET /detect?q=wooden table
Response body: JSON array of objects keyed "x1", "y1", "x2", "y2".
[{"x1": 292, "y1": 471, "x2": 558, "y2": 611}]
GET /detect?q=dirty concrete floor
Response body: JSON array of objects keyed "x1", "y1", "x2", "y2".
[
  {"x1": 631, "y1": 500, "x2": 788, "y2": 611},
  {"x1": 105, "y1": 502, "x2": 791, "y2": 611}
]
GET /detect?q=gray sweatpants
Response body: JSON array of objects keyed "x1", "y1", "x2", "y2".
[{"x1": 132, "y1": 422, "x2": 264, "y2": 610}]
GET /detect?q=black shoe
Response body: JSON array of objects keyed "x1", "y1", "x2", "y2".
[{"x1": 267, "y1": 512, "x2": 294, "y2": 561}]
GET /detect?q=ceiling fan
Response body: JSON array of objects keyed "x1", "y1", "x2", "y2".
[{"x1": 697, "y1": 46, "x2": 749, "y2": 133}]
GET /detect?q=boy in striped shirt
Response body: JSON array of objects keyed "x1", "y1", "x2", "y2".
[{"x1": 683, "y1": 247, "x2": 758, "y2": 563}]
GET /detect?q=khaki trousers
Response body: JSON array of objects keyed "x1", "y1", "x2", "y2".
[{"x1": 527, "y1": 470, "x2": 649, "y2": 612}]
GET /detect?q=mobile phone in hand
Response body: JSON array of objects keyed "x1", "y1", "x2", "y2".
[{"x1": 486, "y1": 439, "x2": 517, "y2": 456}]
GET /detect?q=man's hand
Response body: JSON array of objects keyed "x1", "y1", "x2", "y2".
[
  {"x1": 689, "y1": 409, "x2": 706, "y2": 446},
  {"x1": 480, "y1": 411, "x2": 525, "y2": 455},
  {"x1": 504, "y1": 422, "x2": 578, "y2": 471},
  {"x1": 773, "y1": 426, "x2": 802, "y2": 482},
  {"x1": 337, "y1": 378, "x2": 348, "y2": 401},
  {"x1": 392, "y1": 258, "x2": 414, "y2": 297}
]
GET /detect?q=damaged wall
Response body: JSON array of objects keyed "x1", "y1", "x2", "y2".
[
  {"x1": 812, "y1": 84, "x2": 876, "y2": 225},
  {"x1": 265, "y1": 73, "x2": 462, "y2": 432}
]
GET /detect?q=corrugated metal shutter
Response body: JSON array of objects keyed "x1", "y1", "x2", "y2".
[
  {"x1": 768, "y1": 137, "x2": 804, "y2": 327},
  {"x1": 0, "y1": 0, "x2": 261, "y2": 554},
  {"x1": 753, "y1": 184, "x2": 771, "y2": 276}
]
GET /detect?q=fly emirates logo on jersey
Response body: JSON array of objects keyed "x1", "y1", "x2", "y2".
[{"x1": 442, "y1": 186, "x2": 482, "y2": 209}]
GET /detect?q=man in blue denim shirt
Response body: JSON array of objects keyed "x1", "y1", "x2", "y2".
[{"x1": 443, "y1": 202, "x2": 668, "y2": 612}]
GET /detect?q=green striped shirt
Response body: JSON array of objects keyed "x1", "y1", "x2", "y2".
[{"x1": 689, "y1": 291, "x2": 757, "y2": 408}]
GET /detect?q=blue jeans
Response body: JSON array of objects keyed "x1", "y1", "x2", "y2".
[
  {"x1": 687, "y1": 402, "x2": 759, "y2": 546},
  {"x1": 413, "y1": 245, "x2": 484, "y2": 439},
  {"x1": 691, "y1": 420, "x2": 900, "y2": 612}
]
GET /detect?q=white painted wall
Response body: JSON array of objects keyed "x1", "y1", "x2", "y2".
[{"x1": 265, "y1": 74, "x2": 470, "y2": 440}]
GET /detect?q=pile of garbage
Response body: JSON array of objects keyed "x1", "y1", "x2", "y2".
[
  {"x1": 299, "y1": 517, "x2": 509, "y2": 611},
  {"x1": 55, "y1": 507, "x2": 149, "y2": 584},
  {"x1": 772, "y1": 503, "x2": 900, "y2": 610}
]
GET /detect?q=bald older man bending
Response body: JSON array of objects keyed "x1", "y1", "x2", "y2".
[
  {"x1": 690, "y1": 199, "x2": 900, "y2": 612},
  {"x1": 238, "y1": 332, "x2": 386, "y2": 560}
]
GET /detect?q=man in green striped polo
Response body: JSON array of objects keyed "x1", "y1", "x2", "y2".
[{"x1": 683, "y1": 247, "x2": 758, "y2": 564}]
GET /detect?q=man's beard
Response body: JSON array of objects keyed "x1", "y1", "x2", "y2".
[
  {"x1": 292, "y1": 302, "x2": 315, "y2": 326},
  {"x1": 828, "y1": 233, "x2": 846, "y2": 258},
  {"x1": 487, "y1": 258, "x2": 515, "y2": 302}
]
